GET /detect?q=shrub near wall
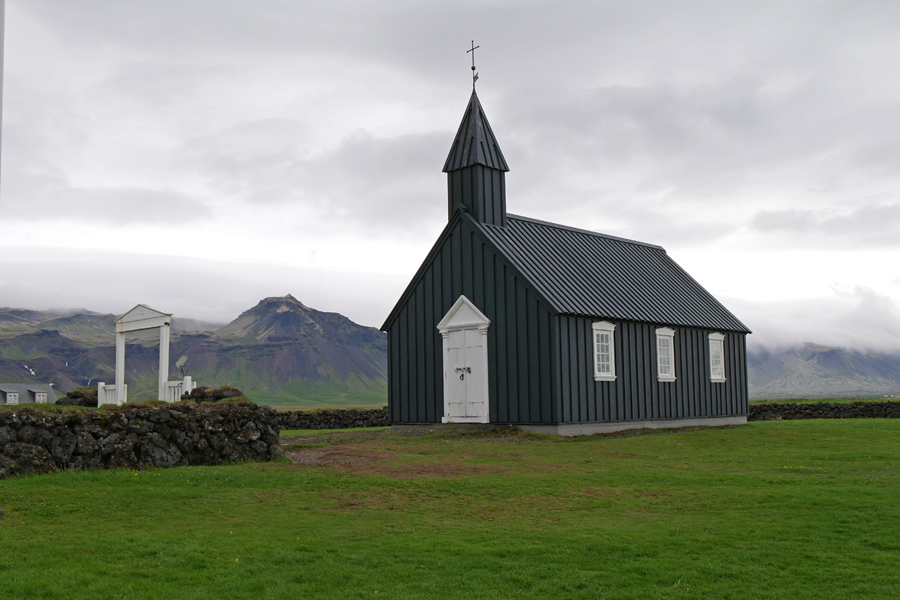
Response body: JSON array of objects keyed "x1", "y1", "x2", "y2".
[
  {"x1": 750, "y1": 401, "x2": 900, "y2": 421},
  {"x1": 277, "y1": 408, "x2": 388, "y2": 430},
  {"x1": 0, "y1": 402, "x2": 281, "y2": 479}
]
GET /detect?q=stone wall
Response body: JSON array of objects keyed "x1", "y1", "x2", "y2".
[
  {"x1": 277, "y1": 408, "x2": 388, "y2": 430},
  {"x1": 280, "y1": 404, "x2": 900, "y2": 427},
  {"x1": 0, "y1": 402, "x2": 281, "y2": 479},
  {"x1": 749, "y1": 401, "x2": 900, "y2": 421}
]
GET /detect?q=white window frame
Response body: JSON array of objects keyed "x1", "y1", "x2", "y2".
[
  {"x1": 591, "y1": 321, "x2": 616, "y2": 381},
  {"x1": 7, "y1": 392, "x2": 19, "y2": 405},
  {"x1": 36, "y1": 392, "x2": 48, "y2": 404},
  {"x1": 656, "y1": 327, "x2": 676, "y2": 382},
  {"x1": 709, "y1": 332, "x2": 726, "y2": 383}
]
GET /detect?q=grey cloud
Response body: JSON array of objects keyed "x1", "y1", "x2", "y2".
[
  {"x1": 732, "y1": 287, "x2": 900, "y2": 352},
  {"x1": 70, "y1": 187, "x2": 213, "y2": 225},
  {"x1": 0, "y1": 115, "x2": 210, "y2": 224},
  {"x1": 2, "y1": 179, "x2": 212, "y2": 225},
  {"x1": 494, "y1": 65, "x2": 900, "y2": 249},
  {"x1": 182, "y1": 125, "x2": 449, "y2": 237},
  {"x1": 27, "y1": 0, "x2": 885, "y2": 97},
  {"x1": 851, "y1": 138, "x2": 900, "y2": 177},
  {"x1": 181, "y1": 118, "x2": 310, "y2": 186},
  {"x1": 0, "y1": 94, "x2": 211, "y2": 225},
  {"x1": 530, "y1": 202, "x2": 736, "y2": 249},
  {"x1": 16, "y1": 0, "x2": 464, "y2": 84},
  {"x1": 507, "y1": 78, "x2": 829, "y2": 197},
  {"x1": 7, "y1": 0, "x2": 900, "y2": 337},
  {"x1": 0, "y1": 248, "x2": 406, "y2": 328},
  {"x1": 92, "y1": 61, "x2": 232, "y2": 113},
  {"x1": 16, "y1": 1, "x2": 900, "y2": 223},
  {"x1": 750, "y1": 204, "x2": 900, "y2": 248},
  {"x1": 836, "y1": 287, "x2": 900, "y2": 348}
]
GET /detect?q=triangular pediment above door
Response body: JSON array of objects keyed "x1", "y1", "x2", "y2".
[
  {"x1": 437, "y1": 295, "x2": 491, "y2": 333},
  {"x1": 116, "y1": 304, "x2": 171, "y2": 324},
  {"x1": 115, "y1": 304, "x2": 173, "y2": 333}
]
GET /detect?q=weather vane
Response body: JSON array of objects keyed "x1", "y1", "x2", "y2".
[{"x1": 467, "y1": 40, "x2": 479, "y2": 89}]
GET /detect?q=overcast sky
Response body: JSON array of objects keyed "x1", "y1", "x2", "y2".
[{"x1": 1, "y1": 0, "x2": 899, "y2": 351}]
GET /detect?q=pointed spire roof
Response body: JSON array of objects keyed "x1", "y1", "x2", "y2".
[{"x1": 442, "y1": 90, "x2": 509, "y2": 173}]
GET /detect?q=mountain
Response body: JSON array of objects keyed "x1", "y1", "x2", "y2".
[
  {"x1": 748, "y1": 343, "x2": 900, "y2": 399},
  {"x1": 0, "y1": 307, "x2": 224, "y2": 345},
  {"x1": 174, "y1": 295, "x2": 387, "y2": 405},
  {"x1": 0, "y1": 296, "x2": 387, "y2": 408}
]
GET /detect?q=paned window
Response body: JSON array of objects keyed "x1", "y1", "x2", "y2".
[
  {"x1": 36, "y1": 392, "x2": 48, "y2": 404},
  {"x1": 592, "y1": 321, "x2": 616, "y2": 381},
  {"x1": 656, "y1": 327, "x2": 676, "y2": 381},
  {"x1": 7, "y1": 392, "x2": 19, "y2": 405},
  {"x1": 709, "y1": 333, "x2": 726, "y2": 382}
]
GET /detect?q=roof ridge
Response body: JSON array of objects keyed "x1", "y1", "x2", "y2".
[{"x1": 504, "y1": 214, "x2": 665, "y2": 251}]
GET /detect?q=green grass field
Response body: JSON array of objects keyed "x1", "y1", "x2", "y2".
[
  {"x1": 252, "y1": 391, "x2": 387, "y2": 411},
  {"x1": 2, "y1": 420, "x2": 899, "y2": 599}
]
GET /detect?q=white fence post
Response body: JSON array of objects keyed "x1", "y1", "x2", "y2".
[
  {"x1": 165, "y1": 381, "x2": 181, "y2": 403},
  {"x1": 163, "y1": 375, "x2": 198, "y2": 403},
  {"x1": 97, "y1": 382, "x2": 126, "y2": 406},
  {"x1": 99, "y1": 376, "x2": 199, "y2": 405}
]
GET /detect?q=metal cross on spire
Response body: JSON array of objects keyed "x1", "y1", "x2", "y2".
[{"x1": 467, "y1": 40, "x2": 480, "y2": 89}]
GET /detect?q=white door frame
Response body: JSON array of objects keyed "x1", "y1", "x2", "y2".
[{"x1": 437, "y1": 295, "x2": 491, "y2": 423}]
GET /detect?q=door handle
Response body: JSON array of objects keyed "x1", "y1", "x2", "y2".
[{"x1": 455, "y1": 366, "x2": 472, "y2": 380}]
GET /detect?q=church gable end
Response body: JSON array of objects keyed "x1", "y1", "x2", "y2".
[{"x1": 382, "y1": 214, "x2": 558, "y2": 425}]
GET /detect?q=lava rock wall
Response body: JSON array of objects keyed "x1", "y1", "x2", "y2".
[
  {"x1": 277, "y1": 408, "x2": 388, "y2": 430},
  {"x1": 0, "y1": 402, "x2": 281, "y2": 479},
  {"x1": 749, "y1": 401, "x2": 900, "y2": 421}
]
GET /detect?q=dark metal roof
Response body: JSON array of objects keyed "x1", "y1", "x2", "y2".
[
  {"x1": 472, "y1": 214, "x2": 751, "y2": 333},
  {"x1": 442, "y1": 90, "x2": 510, "y2": 173}
]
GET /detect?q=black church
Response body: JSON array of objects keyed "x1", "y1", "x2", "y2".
[{"x1": 381, "y1": 89, "x2": 751, "y2": 435}]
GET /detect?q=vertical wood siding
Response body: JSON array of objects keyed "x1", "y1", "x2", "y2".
[
  {"x1": 447, "y1": 166, "x2": 507, "y2": 226},
  {"x1": 555, "y1": 316, "x2": 748, "y2": 423},
  {"x1": 386, "y1": 218, "x2": 556, "y2": 424}
]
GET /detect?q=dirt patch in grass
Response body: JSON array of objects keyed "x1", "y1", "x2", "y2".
[
  {"x1": 282, "y1": 425, "x2": 530, "y2": 478},
  {"x1": 281, "y1": 424, "x2": 511, "y2": 447},
  {"x1": 285, "y1": 442, "x2": 509, "y2": 479}
]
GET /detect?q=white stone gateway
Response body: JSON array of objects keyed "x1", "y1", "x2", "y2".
[{"x1": 97, "y1": 304, "x2": 196, "y2": 406}]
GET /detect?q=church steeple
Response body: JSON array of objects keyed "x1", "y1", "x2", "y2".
[{"x1": 442, "y1": 90, "x2": 509, "y2": 226}]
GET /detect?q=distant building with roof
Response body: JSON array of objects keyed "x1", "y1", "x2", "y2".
[
  {"x1": 381, "y1": 88, "x2": 751, "y2": 435},
  {"x1": 0, "y1": 383, "x2": 55, "y2": 406}
]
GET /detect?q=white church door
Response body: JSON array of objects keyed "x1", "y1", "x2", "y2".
[{"x1": 437, "y1": 296, "x2": 490, "y2": 424}]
